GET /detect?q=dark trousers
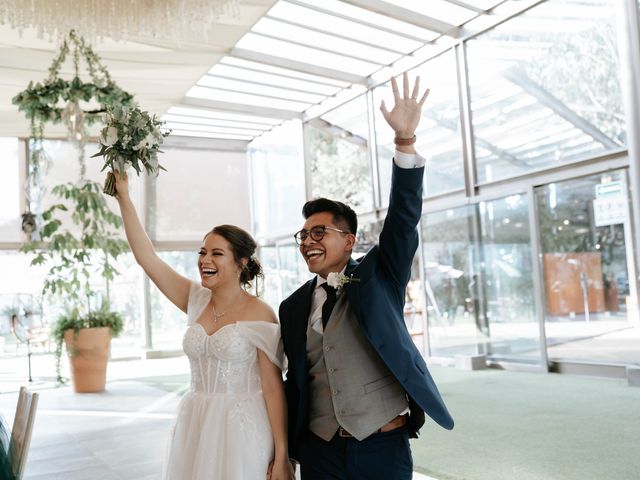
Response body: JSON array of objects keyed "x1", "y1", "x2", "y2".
[{"x1": 298, "y1": 428, "x2": 413, "y2": 480}]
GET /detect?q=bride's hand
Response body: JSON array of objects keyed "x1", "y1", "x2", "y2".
[
  {"x1": 267, "y1": 458, "x2": 293, "y2": 480},
  {"x1": 113, "y1": 169, "x2": 130, "y2": 201}
]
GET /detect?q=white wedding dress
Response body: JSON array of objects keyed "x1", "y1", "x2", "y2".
[{"x1": 163, "y1": 282, "x2": 285, "y2": 479}]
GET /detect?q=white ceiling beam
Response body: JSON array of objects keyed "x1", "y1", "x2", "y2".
[
  {"x1": 264, "y1": 14, "x2": 406, "y2": 55},
  {"x1": 339, "y1": 0, "x2": 458, "y2": 35},
  {"x1": 181, "y1": 97, "x2": 302, "y2": 120},
  {"x1": 445, "y1": 0, "x2": 497, "y2": 14},
  {"x1": 283, "y1": 0, "x2": 432, "y2": 44},
  {"x1": 230, "y1": 47, "x2": 368, "y2": 86},
  {"x1": 164, "y1": 135, "x2": 249, "y2": 152},
  {"x1": 456, "y1": 0, "x2": 547, "y2": 40}
]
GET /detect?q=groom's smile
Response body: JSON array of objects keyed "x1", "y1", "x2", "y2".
[{"x1": 298, "y1": 211, "x2": 355, "y2": 279}]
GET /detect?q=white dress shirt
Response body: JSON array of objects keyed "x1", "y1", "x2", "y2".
[{"x1": 307, "y1": 151, "x2": 423, "y2": 335}]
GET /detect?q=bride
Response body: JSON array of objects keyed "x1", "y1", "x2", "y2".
[{"x1": 112, "y1": 171, "x2": 293, "y2": 480}]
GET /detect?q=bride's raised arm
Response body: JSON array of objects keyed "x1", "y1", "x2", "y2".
[{"x1": 113, "y1": 170, "x2": 191, "y2": 312}]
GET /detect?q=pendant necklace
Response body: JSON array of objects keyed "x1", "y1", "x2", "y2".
[{"x1": 212, "y1": 289, "x2": 243, "y2": 323}]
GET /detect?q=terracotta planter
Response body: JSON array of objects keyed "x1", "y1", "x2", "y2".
[{"x1": 63, "y1": 326, "x2": 111, "y2": 393}]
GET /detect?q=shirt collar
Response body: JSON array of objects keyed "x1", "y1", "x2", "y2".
[{"x1": 315, "y1": 264, "x2": 347, "y2": 289}]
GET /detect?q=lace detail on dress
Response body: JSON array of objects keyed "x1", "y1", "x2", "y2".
[
  {"x1": 163, "y1": 283, "x2": 281, "y2": 480},
  {"x1": 182, "y1": 323, "x2": 262, "y2": 394}
]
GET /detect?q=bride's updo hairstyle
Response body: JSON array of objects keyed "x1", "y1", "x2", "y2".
[{"x1": 206, "y1": 225, "x2": 263, "y2": 288}]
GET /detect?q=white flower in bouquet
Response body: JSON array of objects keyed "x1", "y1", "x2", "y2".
[
  {"x1": 101, "y1": 126, "x2": 118, "y2": 147},
  {"x1": 93, "y1": 105, "x2": 171, "y2": 196}
]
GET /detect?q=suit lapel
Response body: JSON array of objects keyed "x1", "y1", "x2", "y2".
[
  {"x1": 343, "y1": 258, "x2": 360, "y2": 314},
  {"x1": 288, "y1": 278, "x2": 316, "y2": 367}
]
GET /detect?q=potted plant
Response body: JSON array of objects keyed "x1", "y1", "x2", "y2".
[
  {"x1": 21, "y1": 180, "x2": 129, "y2": 391},
  {"x1": 52, "y1": 303, "x2": 124, "y2": 392}
]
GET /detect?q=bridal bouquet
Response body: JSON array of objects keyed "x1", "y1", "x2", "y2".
[{"x1": 93, "y1": 105, "x2": 170, "y2": 196}]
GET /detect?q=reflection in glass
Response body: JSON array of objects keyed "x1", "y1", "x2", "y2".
[
  {"x1": 277, "y1": 243, "x2": 310, "y2": 300},
  {"x1": 306, "y1": 94, "x2": 373, "y2": 213},
  {"x1": 479, "y1": 194, "x2": 540, "y2": 364},
  {"x1": 258, "y1": 243, "x2": 309, "y2": 311},
  {"x1": 536, "y1": 171, "x2": 639, "y2": 365},
  {"x1": 422, "y1": 207, "x2": 477, "y2": 357},
  {"x1": 373, "y1": 51, "x2": 464, "y2": 204},
  {"x1": 467, "y1": 0, "x2": 626, "y2": 183}
]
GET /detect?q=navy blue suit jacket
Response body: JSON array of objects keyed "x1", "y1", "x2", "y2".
[{"x1": 279, "y1": 163, "x2": 454, "y2": 459}]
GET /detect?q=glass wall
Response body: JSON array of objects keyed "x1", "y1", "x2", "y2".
[
  {"x1": 154, "y1": 147, "x2": 251, "y2": 240},
  {"x1": 536, "y1": 170, "x2": 639, "y2": 364},
  {"x1": 479, "y1": 194, "x2": 540, "y2": 364},
  {"x1": 0, "y1": 138, "x2": 22, "y2": 243},
  {"x1": 466, "y1": 0, "x2": 626, "y2": 184},
  {"x1": 150, "y1": 251, "x2": 200, "y2": 351},
  {"x1": 305, "y1": 93, "x2": 374, "y2": 213},
  {"x1": 373, "y1": 51, "x2": 464, "y2": 204},
  {"x1": 422, "y1": 206, "x2": 477, "y2": 357},
  {"x1": 249, "y1": 120, "x2": 306, "y2": 238}
]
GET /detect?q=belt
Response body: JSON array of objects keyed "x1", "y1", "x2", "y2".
[{"x1": 337, "y1": 414, "x2": 407, "y2": 438}]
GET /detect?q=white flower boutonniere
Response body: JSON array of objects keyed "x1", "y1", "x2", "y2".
[{"x1": 326, "y1": 272, "x2": 359, "y2": 291}]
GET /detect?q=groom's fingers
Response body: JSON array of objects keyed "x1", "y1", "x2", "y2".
[
  {"x1": 380, "y1": 100, "x2": 390, "y2": 120},
  {"x1": 390, "y1": 76, "x2": 400, "y2": 104},
  {"x1": 419, "y1": 88, "x2": 431, "y2": 106},
  {"x1": 403, "y1": 71, "x2": 409, "y2": 98},
  {"x1": 411, "y1": 76, "x2": 420, "y2": 100}
]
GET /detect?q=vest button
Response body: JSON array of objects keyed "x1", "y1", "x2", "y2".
[
  {"x1": 324, "y1": 346, "x2": 331, "y2": 352},
  {"x1": 332, "y1": 389, "x2": 338, "y2": 395},
  {"x1": 328, "y1": 368, "x2": 335, "y2": 373}
]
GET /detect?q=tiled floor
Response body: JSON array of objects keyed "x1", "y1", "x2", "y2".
[{"x1": 0, "y1": 355, "x2": 436, "y2": 480}]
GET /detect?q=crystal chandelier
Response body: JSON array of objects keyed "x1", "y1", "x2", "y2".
[{"x1": 0, "y1": 0, "x2": 239, "y2": 42}]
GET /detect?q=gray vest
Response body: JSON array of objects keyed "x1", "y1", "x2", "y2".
[{"x1": 306, "y1": 290, "x2": 408, "y2": 441}]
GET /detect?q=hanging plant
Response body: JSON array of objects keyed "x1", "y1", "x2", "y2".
[{"x1": 12, "y1": 29, "x2": 135, "y2": 179}]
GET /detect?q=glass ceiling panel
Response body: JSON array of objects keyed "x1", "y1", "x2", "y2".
[
  {"x1": 382, "y1": 0, "x2": 478, "y2": 26},
  {"x1": 170, "y1": 130, "x2": 254, "y2": 141},
  {"x1": 457, "y1": 0, "x2": 505, "y2": 9},
  {"x1": 293, "y1": 0, "x2": 440, "y2": 41},
  {"x1": 161, "y1": 114, "x2": 274, "y2": 130},
  {"x1": 267, "y1": 1, "x2": 422, "y2": 53},
  {"x1": 169, "y1": 0, "x2": 536, "y2": 141},
  {"x1": 186, "y1": 86, "x2": 312, "y2": 111},
  {"x1": 163, "y1": 123, "x2": 265, "y2": 136},
  {"x1": 197, "y1": 75, "x2": 326, "y2": 103},
  {"x1": 220, "y1": 57, "x2": 350, "y2": 88},
  {"x1": 467, "y1": 0, "x2": 626, "y2": 183},
  {"x1": 252, "y1": 17, "x2": 400, "y2": 65},
  {"x1": 167, "y1": 107, "x2": 282, "y2": 125},
  {"x1": 236, "y1": 33, "x2": 380, "y2": 76},
  {"x1": 208, "y1": 64, "x2": 341, "y2": 96}
]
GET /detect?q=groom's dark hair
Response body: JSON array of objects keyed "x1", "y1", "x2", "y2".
[{"x1": 302, "y1": 198, "x2": 357, "y2": 235}]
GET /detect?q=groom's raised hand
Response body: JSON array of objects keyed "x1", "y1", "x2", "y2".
[{"x1": 380, "y1": 72, "x2": 429, "y2": 154}]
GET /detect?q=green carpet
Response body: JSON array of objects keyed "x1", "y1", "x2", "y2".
[{"x1": 412, "y1": 366, "x2": 640, "y2": 480}]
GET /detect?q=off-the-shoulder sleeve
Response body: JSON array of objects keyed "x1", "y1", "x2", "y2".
[
  {"x1": 237, "y1": 321, "x2": 286, "y2": 370},
  {"x1": 186, "y1": 281, "x2": 210, "y2": 326}
]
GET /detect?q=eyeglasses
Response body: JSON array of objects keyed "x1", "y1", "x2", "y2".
[{"x1": 294, "y1": 225, "x2": 349, "y2": 245}]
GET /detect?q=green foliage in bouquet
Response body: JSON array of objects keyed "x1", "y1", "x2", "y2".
[{"x1": 93, "y1": 105, "x2": 171, "y2": 196}]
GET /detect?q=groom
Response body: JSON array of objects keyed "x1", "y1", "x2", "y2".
[{"x1": 279, "y1": 73, "x2": 454, "y2": 480}]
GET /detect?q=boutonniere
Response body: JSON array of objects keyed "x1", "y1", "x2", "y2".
[{"x1": 326, "y1": 272, "x2": 360, "y2": 291}]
